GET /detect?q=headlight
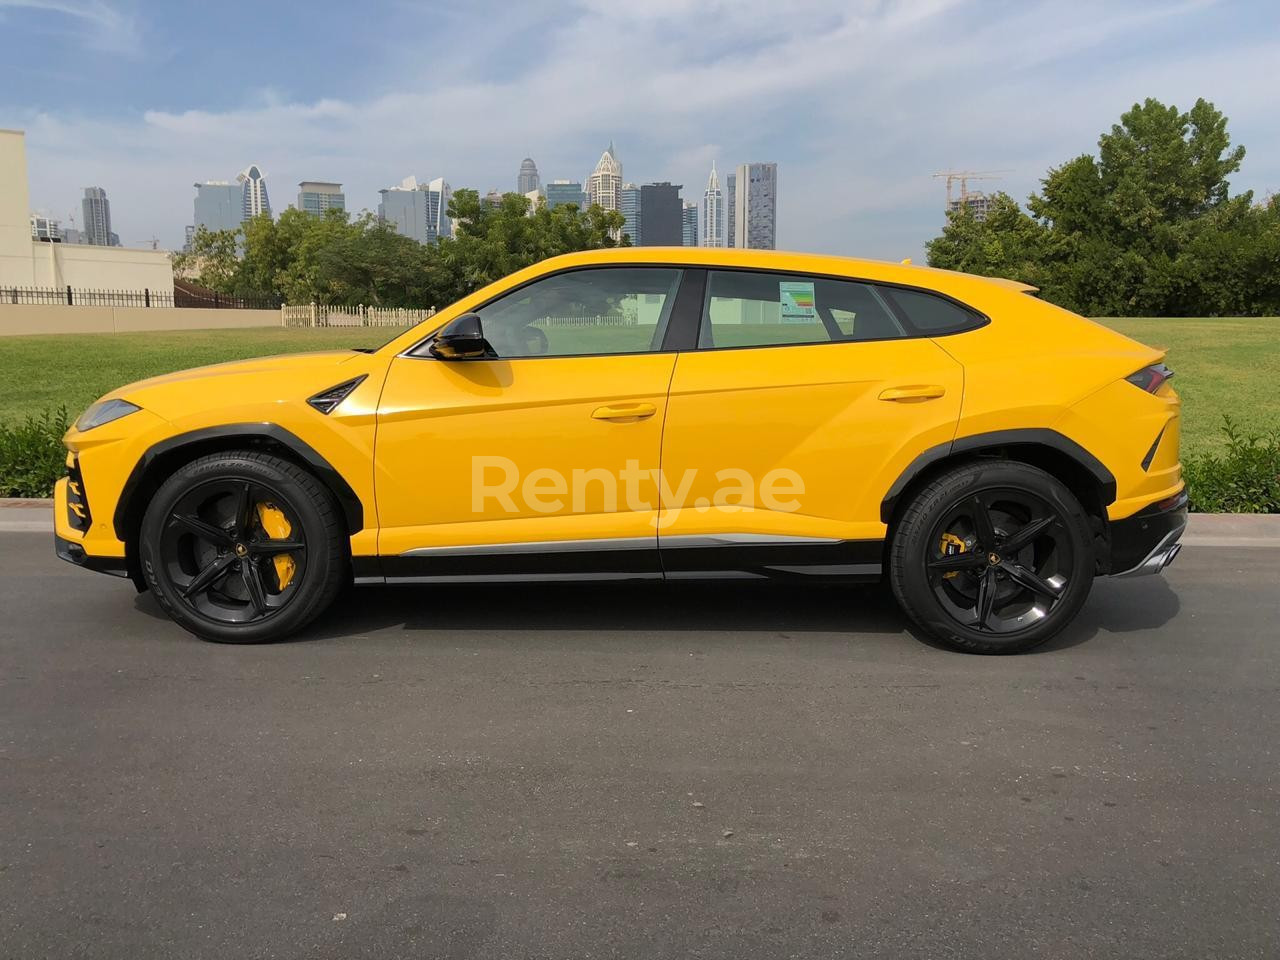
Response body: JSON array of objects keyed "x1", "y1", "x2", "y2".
[{"x1": 76, "y1": 399, "x2": 141, "y2": 431}]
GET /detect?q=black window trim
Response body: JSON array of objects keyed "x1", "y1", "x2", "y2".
[
  {"x1": 676, "y1": 265, "x2": 990, "y2": 354},
  {"x1": 403, "y1": 264, "x2": 696, "y2": 362},
  {"x1": 402, "y1": 262, "x2": 989, "y2": 361}
]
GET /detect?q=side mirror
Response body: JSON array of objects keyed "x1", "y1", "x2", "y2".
[{"x1": 429, "y1": 313, "x2": 494, "y2": 360}]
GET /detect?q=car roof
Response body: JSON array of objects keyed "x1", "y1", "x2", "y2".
[{"x1": 536, "y1": 247, "x2": 1035, "y2": 297}]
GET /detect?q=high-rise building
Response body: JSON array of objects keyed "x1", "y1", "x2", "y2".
[
  {"x1": 725, "y1": 172, "x2": 736, "y2": 249},
  {"x1": 377, "y1": 175, "x2": 452, "y2": 244},
  {"x1": 586, "y1": 142, "x2": 622, "y2": 212},
  {"x1": 620, "y1": 183, "x2": 641, "y2": 244},
  {"x1": 701, "y1": 162, "x2": 723, "y2": 247},
  {"x1": 682, "y1": 201, "x2": 698, "y2": 247},
  {"x1": 517, "y1": 157, "x2": 540, "y2": 195},
  {"x1": 948, "y1": 191, "x2": 994, "y2": 222},
  {"x1": 638, "y1": 182, "x2": 682, "y2": 246},
  {"x1": 545, "y1": 180, "x2": 586, "y2": 209},
  {"x1": 297, "y1": 181, "x2": 345, "y2": 217},
  {"x1": 192, "y1": 181, "x2": 244, "y2": 233},
  {"x1": 81, "y1": 187, "x2": 117, "y2": 246},
  {"x1": 237, "y1": 165, "x2": 271, "y2": 221},
  {"x1": 29, "y1": 214, "x2": 60, "y2": 242},
  {"x1": 732, "y1": 162, "x2": 777, "y2": 249}
]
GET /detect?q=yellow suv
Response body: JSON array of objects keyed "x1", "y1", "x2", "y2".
[{"x1": 55, "y1": 248, "x2": 1185, "y2": 653}]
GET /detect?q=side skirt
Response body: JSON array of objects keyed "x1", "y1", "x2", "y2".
[{"x1": 352, "y1": 535, "x2": 884, "y2": 585}]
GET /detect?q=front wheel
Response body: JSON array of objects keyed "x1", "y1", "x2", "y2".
[
  {"x1": 139, "y1": 450, "x2": 347, "y2": 643},
  {"x1": 889, "y1": 460, "x2": 1096, "y2": 654}
]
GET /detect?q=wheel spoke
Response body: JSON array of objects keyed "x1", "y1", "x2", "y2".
[
  {"x1": 247, "y1": 539, "x2": 305, "y2": 556},
  {"x1": 968, "y1": 495, "x2": 996, "y2": 547},
  {"x1": 928, "y1": 552, "x2": 985, "y2": 572},
  {"x1": 1004, "y1": 562, "x2": 1063, "y2": 601},
  {"x1": 181, "y1": 554, "x2": 235, "y2": 599},
  {"x1": 169, "y1": 513, "x2": 232, "y2": 546},
  {"x1": 973, "y1": 568, "x2": 997, "y2": 629},
  {"x1": 233, "y1": 482, "x2": 254, "y2": 538},
  {"x1": 1000, "y1": 514, "x2": 1058, "y2": 553},
  {"x1": 242, "y1": 562, "x2": 268, "y2": 616}
]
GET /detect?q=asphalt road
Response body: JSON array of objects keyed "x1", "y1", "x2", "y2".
[{"x1": 1, "y1": 523, "x2": 1278, "y2": 959}]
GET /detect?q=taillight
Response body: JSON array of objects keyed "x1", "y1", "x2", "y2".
[{"x1": 1126, "y1": 363, "x2": 1173, "y2": 394}]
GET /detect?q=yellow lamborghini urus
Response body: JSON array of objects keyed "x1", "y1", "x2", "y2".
[{"x1": 55, "y1": 248, "x2": 1185, "y2": 653}]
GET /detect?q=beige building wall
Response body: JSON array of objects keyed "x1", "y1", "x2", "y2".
[
  {"x1": 0, "y1": 128, "x2": 174, "y2": 292},
  {"x1": 0, "y1": 304, "x2": 281, "y2": 337},
  {"x1": 0, "y1": 129, "x2": 34, "y2": 287}
]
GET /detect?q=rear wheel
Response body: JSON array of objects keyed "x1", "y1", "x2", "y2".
[
  {"x1": 889, "y1": 460, "x2": 1095, "y2": 654},
  {"x1": 139, "y1": 451, "x2": 347, "y2": 643}
]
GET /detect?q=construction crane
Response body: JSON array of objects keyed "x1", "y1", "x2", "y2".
[{"x1": 932, "y1": 170, "x2": 1010, "y2": 206}]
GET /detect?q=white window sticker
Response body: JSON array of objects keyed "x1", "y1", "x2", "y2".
[{"x1": 779, "y1": 281, "x2": 816, "y2": 323}]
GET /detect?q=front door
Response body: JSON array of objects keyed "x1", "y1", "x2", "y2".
[
  {"x1": 657, "y1": 268, "x2": 966, "y2": 578},
  {"x1": 374, "y1": 266, "x2": 685, "y2": 580}
]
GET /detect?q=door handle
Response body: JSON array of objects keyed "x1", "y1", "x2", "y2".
[
  {"x1": 878, "y1": 385, "x2": 946, "y2": 402},
  {"x1": 591, "y1": 403, "x2": 657, "y2": 422}
]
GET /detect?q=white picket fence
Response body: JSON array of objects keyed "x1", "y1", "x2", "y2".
[{"x1": 281, "y1": 304, "x2": 436, "y2": 328}]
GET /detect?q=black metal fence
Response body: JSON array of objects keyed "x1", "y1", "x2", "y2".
[{"x1": 0, "y1": 286, "x2": 280, "y2": 310}]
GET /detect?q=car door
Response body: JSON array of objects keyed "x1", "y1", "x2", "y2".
[
  {"x1": 374, "y1": 266, "x2": 686, "y2": 580},
  {"x1": 657, "y1": 268, "x2": 967, "y2": 579}
]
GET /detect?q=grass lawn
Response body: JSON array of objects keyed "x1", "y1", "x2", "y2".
[{"x1": 0, "y1": 318, "x2": 1276, "y2": 457}]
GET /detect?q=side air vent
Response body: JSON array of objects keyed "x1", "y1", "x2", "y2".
[{"x1": 307, "y1": 375, "x2": 368, "y2": 415}]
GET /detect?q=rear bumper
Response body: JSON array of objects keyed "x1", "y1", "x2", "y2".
[{"x1": 1108, "y1": 491, "x2": 1188, "y2": 578}]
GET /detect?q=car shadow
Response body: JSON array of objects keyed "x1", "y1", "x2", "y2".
[{"x1": 134, "y1": 574, "x2": 1182, "y2": 653}]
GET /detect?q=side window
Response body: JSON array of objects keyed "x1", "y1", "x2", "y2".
[
  {"x1": 700, "y1": 270, "x2": 906, "y2": 349},
  {"x1": 470, "y1": 267, "x2": 682, "y2": 358},
  {"x1": 884, "y1": 286, "x2": 984, "y2": 334}
]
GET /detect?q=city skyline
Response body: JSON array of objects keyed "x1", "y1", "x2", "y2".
[{"x1": 4, "y1": 1, "x2": 1278, "y2": 260}]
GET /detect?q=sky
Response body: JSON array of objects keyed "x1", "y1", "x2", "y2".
[{"x1": 2, "y1": 0, "x2": 1278, "y2": 261}]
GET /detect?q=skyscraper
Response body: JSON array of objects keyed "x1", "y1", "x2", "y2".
[
  {"x1": 638, "y1": 182, "x2": 682, "y2": 246},
  {"x1": 377, "y1": 175, "x2": 452, "y2": 244},
  {"x1": 620, "y1": 183, "x2": 641, "y2": 244},
  {"x1": 732, "y1": 162, "x2": 777, "y2": 249},
  {"x1": 297, "y1": 181, "x2": 345, "y2": 217},
  {"x1": 725, "y1": 172, "x2": 736, "y2": 249},
  {"x1": 517, "y1": 157, "x2": 540, "y2": 195},
  {"x1": 545, "y1": 180, "x2": 586, "y2": 209},
  {"x1": 682, "y1": 201, "x2": 698, "y2": 247},
  {"x1": 192, "y1": 181, "x2": 244, "y2": 233},
  {"x1": 238, "y1": 165, "x2": 271, "y2": 221},
  {"x1": 586, "y1": 142, "x2": 622, "y2": 211},
  {"x1": 701, "y1": 162, "x2": 723, "y2": 247},
  {"x1": 81, "y1": 187, "x2": 117, "y2": 246}
]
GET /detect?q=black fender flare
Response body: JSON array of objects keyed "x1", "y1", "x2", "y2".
[
  {"x1": 880, "y1": 428, "x2": 1117, "y2": 524},
  {"x1": 112, "y1": 422, "x2": 365, "y2": 540}
]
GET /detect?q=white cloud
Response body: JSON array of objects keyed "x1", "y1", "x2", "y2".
[
  {"x1": 10, "y1": 0, "x2": 1277, "y2": 260},
  {"x1": 0, "y1": 0, "x2": 140, "y2": 55}
]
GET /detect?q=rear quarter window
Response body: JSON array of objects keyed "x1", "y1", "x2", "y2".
[{"x1": 884, "y1": 286, "x2": 985, "y2": 335}]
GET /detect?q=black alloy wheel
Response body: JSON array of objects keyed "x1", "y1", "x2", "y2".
[
  {"x1": 159, "y1": 478, "x2": 307, "y2": 625},
  {"x1": 140, "y1": 450, "x2": 347, "y2": 643},
  {"x1": 890, "y1": 460, "x2": 1095, "y2": 654}
]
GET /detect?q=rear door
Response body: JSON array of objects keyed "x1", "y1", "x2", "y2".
[{"x1": 657, "y1": 268, "x2": 966, "y2": 578}]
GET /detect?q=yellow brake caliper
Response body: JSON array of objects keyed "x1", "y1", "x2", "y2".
[
  {"x1": 939, "y1": 532, "x2": 967, "y2": 579},
  {"x1": 255, "y1": 502, "x2": 297, "y2": 590}
]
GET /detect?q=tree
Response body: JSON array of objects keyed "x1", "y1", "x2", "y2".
[{"x1": 927, "y1": 97, "x2": 1278, "y2": 316}]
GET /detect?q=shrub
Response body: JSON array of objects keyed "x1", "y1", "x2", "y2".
[
  {"x1": 0, "y1": 406, "x2": 70, "y2": 498},
  {"x1": 1184, "y1": 417, "x2": 1280, "y2": 513}
]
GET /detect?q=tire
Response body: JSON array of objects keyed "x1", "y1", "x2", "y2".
[
  {"x1": 889, "y1": 459, "x2": 1095, "y2": 654},
  {"x1": 139, "y1": 450, "x2": 347, "y2": 643}
]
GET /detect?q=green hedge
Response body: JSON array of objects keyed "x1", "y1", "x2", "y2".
[
  {"x1": 0, "y1": 407, "x2": 70, "y2": 498},
  {"x1": 2, "y1": 408, "x2": 1278, "y2": 512},
  {"x1": 1183, "y1": 418, "x2": 1280, "y2": 513}
]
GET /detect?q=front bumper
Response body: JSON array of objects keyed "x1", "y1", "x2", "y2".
[
  {"x1": 54, "y1": 532, "x2": 129, "y2": 578},
  {"x1": 1108, "y1": 490, "x2": 1188, "y2": 578}
]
